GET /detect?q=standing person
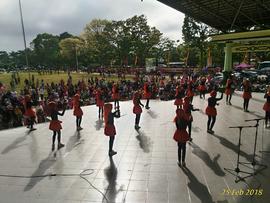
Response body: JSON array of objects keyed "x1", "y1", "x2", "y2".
[
  {"x1": 173, "y1": 109, "x2": 189, "y2": 167},
  {"x1": 73, "y1": 93, "x2": 83, "y2": 131},
  {"x1": 48, "y1": 101, "x2": 66, "y2": 151},
  {"x1": 143, "y1": 81, "x2": 151, "y2": 109},
  {"x1": 104, "y1": 103, "x2": 120, "y2": 156},
  {"x1": 133, "y1": 91, "x2": 144, "y2": 130},
  {"x1": 174, "y1": 85, "x2": 184, "y2": 109},
  {"x1": 95, "y1": 88, "x2": 105, "y2": 119},
  {"x1": 24, "y1": 97, "x2": 36, "y2": 131},
  {"x1": 198, "y1": 77, "x2": 207, "y2": 99},
  {"x1": 186, "y1": 81, "x2": 195, "y2": 103},
  {"x1": 39, "y1": 84, "x2": 45, "y2": 101},
  {"x1": 205, "y1": 91, "x2": 223, "y2": 134},
  {"x1": 242, "y1": 79, "x2": 252, "y2": 112},
  {"x1": 112, "y1": 83, "x2": 120, "y2": 110},
  {"x1": 225, "y1": 76, "x2": 234, "y2": 105},
  {"x1": 263, "y1": 87, "x2": 270, "y2": 128},
  {"x1": 183, "y1": 96, "x2": 199, "y2": 142}
]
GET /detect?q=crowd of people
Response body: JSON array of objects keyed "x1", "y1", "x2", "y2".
[
  {"x1": 0, "y1": 71, "x2": 270, "y2": 165},
  {"x1": 0, "y1": 71, "x2": 198, "y2": 130}
]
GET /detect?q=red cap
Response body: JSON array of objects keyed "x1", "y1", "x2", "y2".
[{"x1": 210, "y1": 91, "x2": 217, "y2": 97}]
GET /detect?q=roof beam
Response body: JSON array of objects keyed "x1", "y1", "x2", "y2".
[
  {"x1": 256, "y1": 0, "x2": 270, "y2": 13},
  {"x1": 189, "y1": 0, "x2": 242, "y2": 30},
  {"x1": 157, "y1": 0, "x2": 270, "y2": 31},
  {"x1": 230, "y1": 0, "x2": 244, "y2": 30},
  {"x1": 158, "y1": 0, "x2": 226, "y2": 31},
  {"x1": 222, "y1": 0, "x2": 264, "y2": 28}
]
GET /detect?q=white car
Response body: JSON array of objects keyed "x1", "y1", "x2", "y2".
[{"x1": 257, "y1": 74, "x2": 268, "y2": 81}]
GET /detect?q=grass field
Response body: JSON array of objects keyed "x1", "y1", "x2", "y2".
[{"x1": 0, "y1": 71, "x2": 132, "y2": 92}]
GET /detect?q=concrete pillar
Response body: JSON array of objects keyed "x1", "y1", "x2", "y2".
[
  {"x1": 222, "y1": 43, "x2": 233, "y2": 86},
  {"x1": 224, "y1": 43, "x2": 233, "y2": 72}
]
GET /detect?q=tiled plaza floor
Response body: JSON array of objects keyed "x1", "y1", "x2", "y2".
[{"x1": 0, "y1": 92, "x2": 269, "y2": 203}]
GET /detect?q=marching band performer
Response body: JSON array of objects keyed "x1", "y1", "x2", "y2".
[
  {"x1": 73, "y1": 93, "x2": 83, "y2": 131},
  {"x1": 242, "y1": 78, "x2": 252, "y2": 112},
  {"x1": 173, "y1": 109, "x2": 189, "y2": 167},
  {"x1": 48, "y1": 101, "x2": 66, "y2": 151},
  {"x1": 144, "y1": 81, "x2": 151, "y2": 109},
  {"x1": 263, "y1": 87, "x2": 270, "y2": 128},
  {"x1": 183, "y1": 96, "x2": 199, "y2": 142},
  {"x1": 174, "y1": 85, "x2": 184, "y2": 109},
  {"x1": 24, "y1": 95, "x2": 36, "y2": 131},
  {"x1": 104, "y1": 103, "x2": 120, "y2": 156},
  {"x1": 112, "y1": 83, "x2": 120, "y2": 110},
  {"x1": 133, "y1": 90, "x2": 144, "y2": 130},
  {"x1": 198, "y1": 77, "x2": 207, "y2": 99},
  {"x1": 205, "y1": 91, "x2": 223, "y2": 134},
  {"x1": 225, "y1": 76, "x2": 234, "y2": 105},
  {"x1": 95, "y1": 88, "x2": 105, "y2": 118}
]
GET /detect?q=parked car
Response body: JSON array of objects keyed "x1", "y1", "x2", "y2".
[
  {"x1": 238, "y1": 70, "x2": 258, "y2": 82},
  {"x1": 257, "y1": 67, "x2": 270, "y2": 75},
  {"x1": 211, "y1": 75, "x2": 223, "y2": 86},
  {"x1": 258, "y1": 61, "x2": 270, "y2": 70}
]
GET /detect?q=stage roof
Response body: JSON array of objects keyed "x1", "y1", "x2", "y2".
[{"x1": 157, "y1": 0, "x2": 270, "y2": 31}]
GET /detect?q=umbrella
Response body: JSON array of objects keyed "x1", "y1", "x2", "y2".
[{"x1": 234, "y1": 63, "x2": 253, "y2": 70}]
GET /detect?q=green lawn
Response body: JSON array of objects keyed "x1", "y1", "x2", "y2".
[{"x1": 0, "y1": 71, "x2": 132, "y2": 92}]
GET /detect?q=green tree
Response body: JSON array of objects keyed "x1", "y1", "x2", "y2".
[
  {"x1": 81, "y1": 19, "x2": 114, "y2": 66},
  {"x1": 150, "y1": 37, "x2": 177, "y2": 64},
  {"x1": 9, "y1": 50, "x2": 27, "y2": 68},
  {"x1": 102, "y1": 15, "x2": 162, "y2": 66},
  {"x1": 30, "y1": 33, "x2": 60, "y2": 67},
  {"x1": 59, "y1": 37, "x2": 84, "y2": 69},
  {"x1": 59, "y1": 32, "x2": 73, "y2": 40},
  {"x1": 0, "y1": 51, "x2": 11, "y2": 68},
  {"x1": 126, "y1": 15, "x2": 162, "y2": 66},
  {"x1": 182, "y1": 15, "x2": 213, "y2": 68},
  {"x1": 103, "y1": 20, "x2": 132, "y2": 66}
]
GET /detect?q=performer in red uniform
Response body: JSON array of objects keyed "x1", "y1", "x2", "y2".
[
  {"x1": 73, "y1": 93, "x2": 83, "y2": 131},
  {"x1": 112, "y1": 83, "x2": 120, "y2": 110},
  {"x1": 242, "y1": 79, "x2": 252, "y2": 112},
  {"x1": 263, "y1": 87, "x2": 270, "y2": 128},
  {"x1": 133, "y1": 91, "x2": 144, "y2": 130},
  {"x1": 225, "y1": 76, "x2": 234, "y2": 105},
  {"x1": 48, "y1": 101, "x2": 66, "y2": 151},
  {"x1": 205, "y1": 91, "x2": 223, "y2": 134},
  {"x1": 173, "y1": 109, "x2": 189, "y2": 167},
  {"x1": 95, "y1": 88, "x2": 105, "y2": 118},
  {"x1": 24, "y1": 97, "x2": 36, "y2": 131},
  {"x1": 104, "y1": 103, "x2": 120, "y2": 156},
  {"x1": 183, "y1": 96, "x2": 199, "y2": 142},
  {"x1": 186, "y1": 81, "x2": 195, "y2": 103},
  {"x1": 143, "y1": 82, "x2": 151, "y2": 109},
  {"x1": 174, "y1": 85, "x2": 184, "y2": 109},
  {"x1": 198, "y1": 77, "x2": 207, "y2": 99}
]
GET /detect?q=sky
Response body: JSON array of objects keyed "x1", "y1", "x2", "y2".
[{"x1": 0, "y1": 0, "x2": 185, "y2": 52}]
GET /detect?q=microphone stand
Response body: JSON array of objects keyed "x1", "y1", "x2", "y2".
[
  {"x1": 224, "y1": 125, "x2": 256, "y2": 183},
  {"x1": 244, "y1": 118, "x2": 267, "y2": 174}
]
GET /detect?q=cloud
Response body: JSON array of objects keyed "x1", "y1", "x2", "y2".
[{"x1": 0, "y1": 0, "x2": 184, "y2": 52}]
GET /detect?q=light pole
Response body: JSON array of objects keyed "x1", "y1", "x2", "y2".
[{"x1": 19, "y1": 0, "x2": 29, "y2": 68}]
